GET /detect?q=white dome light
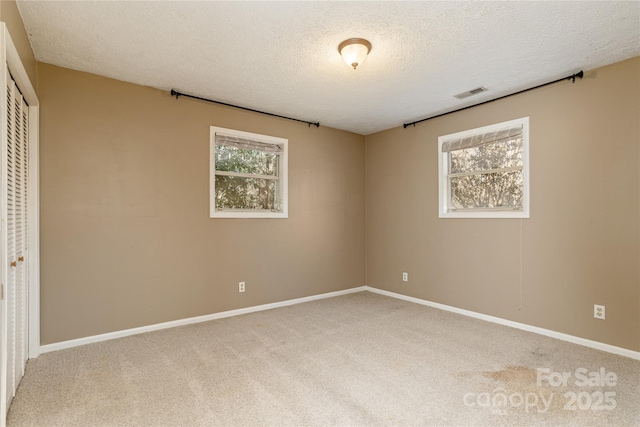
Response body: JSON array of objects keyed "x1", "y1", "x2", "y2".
[{"x1": 338, "y1": 38, "x2": 372, "y2": 70}]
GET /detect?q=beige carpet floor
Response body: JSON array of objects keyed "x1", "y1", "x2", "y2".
[{"x1": 7, "y1": 291, "x2": 640, "y2": 426}]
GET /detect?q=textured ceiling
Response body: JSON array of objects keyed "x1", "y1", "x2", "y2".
[{"x1": 17, "y1": 1, "x2": 640, "y2": 135}]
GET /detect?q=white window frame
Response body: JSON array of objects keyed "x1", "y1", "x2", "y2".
[
  {"x1": 210, "y1": 126, "x2": 288, "y2": 219},
  {"x1": 438, "y1": 117, "x2": 529, "y2": 219}
]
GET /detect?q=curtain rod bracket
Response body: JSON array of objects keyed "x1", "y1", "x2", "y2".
[{"x1": 570, "y1": 70, "x2": 584, "y2": 83}]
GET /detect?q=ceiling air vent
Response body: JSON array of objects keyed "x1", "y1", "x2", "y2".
[{"x1": 454, "y1": 86, "x2": 488, "y2": 99}]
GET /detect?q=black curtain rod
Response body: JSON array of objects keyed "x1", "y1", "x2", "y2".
[
  {"x1": 403, "y1": 70, "x2": 584, "y2": 129},
  {"x1": 170, "y1": 89, "x2": 320, "y2": 128}
]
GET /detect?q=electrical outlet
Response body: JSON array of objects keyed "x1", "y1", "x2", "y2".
[
  {"x1": 402, "y1": 272, "x2": 408, "y2": 282},
  {"x1": 594, "y1": 304, "x2": 605, "y2": 320},
  {"x1": 239, "y1": 281, "x2": 245, "y2": 293}
]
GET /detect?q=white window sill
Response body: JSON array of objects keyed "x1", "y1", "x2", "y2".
[
  {"x1": 439, "y1": 210, "x2": 529, "y2": 219},
  {"x1": 210, "y1": 210, "x2": 288, "y2": 219}
]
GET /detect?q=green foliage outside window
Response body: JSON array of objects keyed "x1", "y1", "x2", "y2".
[
  {"x1": 214, "y1": 145, "x2": 279, "y2": 210},
  {"x1": 449, "y1": 138, "x2": 523, "y2": 209}
]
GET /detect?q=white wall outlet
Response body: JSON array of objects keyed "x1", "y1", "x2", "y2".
[
  {"x1": 402, "y1": 272, "x2": 408, "y2": 282},
  {"x1": 594, "y1": 304, "x2": 605, "y2": 320},
  {"x1": 239, "y1": 281, "x2": 245, "y2": 293}
]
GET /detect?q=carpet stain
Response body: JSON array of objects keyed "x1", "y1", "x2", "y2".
[
  {"x1": 530, "y1": 348, "x2": 548, "y2": 358},
  {"x1": 481, "y1": 365, "x2": 537, "y2": 383},
  {"x1": 480, "y1": 365, "x2": 570, "y2": 416}
]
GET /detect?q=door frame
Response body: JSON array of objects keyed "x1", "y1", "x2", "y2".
[{"x1": 0, "y1": 23, "x2": 40, "y2": 424}]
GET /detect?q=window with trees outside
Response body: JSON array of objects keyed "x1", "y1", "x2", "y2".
[
  {"x1": 210, "y1": 126, "x2": 288, "y2": 218},
  {"x1": 438, "y1": 117, "x2": 529, "y2": 218}
]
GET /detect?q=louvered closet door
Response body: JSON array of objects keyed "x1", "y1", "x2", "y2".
[{"x1": 5, "y1": 72, "x2": 28, "y2": 409}]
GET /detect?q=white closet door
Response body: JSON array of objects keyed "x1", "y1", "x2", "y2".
[
  {"x1": 19, "y1": 86, "x2": 28, "y2": 378},
  {"x1": 15, "y1": 82, "x2": 28, "y2": 386},
  {"x1": 4, "y1": 73, "x2": 28, "y2": 409},
  {"x1": 5, "y1": 74, "x2": 16, "y2": 408}
]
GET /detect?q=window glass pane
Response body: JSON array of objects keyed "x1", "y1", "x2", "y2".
[
  {"x1": 215, "y1": 145, "x2": 278, "y2": 176},
  {"x1": 450, "y1": 138, "x2": 522, "y2": 174},
  {"x1": 450, "y1": 170, "x2": 523, "y2": 209},
  {"x1": 215, "y1": 175, "x2": 277, "y2": 210}
]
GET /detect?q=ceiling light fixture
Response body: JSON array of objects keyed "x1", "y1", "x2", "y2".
[{"x1": 338, "y1": 38, "x2": 371, "y2": 70}]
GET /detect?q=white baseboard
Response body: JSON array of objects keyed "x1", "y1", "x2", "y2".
[
  {"x1": 365, "y1": 286, "x2": 640, "y2": 361},
  {"x1": 39, "y1": 284, "x2": 640, "y2": 361},
  {"x1": 39, "y1": 286, "x2": 367, "y2": 354}
]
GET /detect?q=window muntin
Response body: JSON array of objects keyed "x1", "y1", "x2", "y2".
[
  {"x1": 438, "y1": 118, "x2": 529, "y2": 218},
  {"x1": 210, "y1": 127, "x2": 288, "y2": 218}
]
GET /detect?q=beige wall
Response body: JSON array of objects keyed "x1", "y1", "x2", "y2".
[
  {"x1": 366, "y1": 57, "x2": 640, "y2": 351},
  {"x1": 0, "y1": 0, "x2": 37, "y2": 87},
  {"x1": 38, "y1": 63, "x2": 365, "y2": 344},
  {"x1": 35, "y1": 55, "x2": 640, "y2": 352}
]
